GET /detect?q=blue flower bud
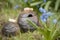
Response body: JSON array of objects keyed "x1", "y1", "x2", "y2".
[
  {"x1": 40, "y1": 15, "x2": 47, "y2": 22},
  {"x1": 53, "y1": 19, "x2": 57, "y2": 24},
  {"x1": 39, "y1": 7, "x2": 44, "y2": 13},
  {"x1": 39, "y1": 7, "x2": 47, "y2": 13},
  {"x1": 40, "y1": 12, "x2": 52, "y2": 22},
  {"x1": 43, "y1": 9, "x2": 47, "y2": 13},
  {"x1": 14, "y1": 5, "x2": 19, "y2": 9},
  {"x1": 46, "y1": 12, "x2": 52, "y2": 16}
]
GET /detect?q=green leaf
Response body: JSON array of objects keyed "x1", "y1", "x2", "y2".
[
  {"x1": 30, "y1": 1, "x2": 43, "y2": 6},
  {"x1": 44, "y1": 1, "x2": 51, "y2": 11},
  {"x1": 54, "y1": 0, "x2": 60, "y2": 11},
  {"x1": 41, "y1": 3, "x2": 46, "y2": 7},
  {"x1": 51, "y1": 28, "x2": 59, "y2": 40},
  {"x1": 27, "y1": 19, "x2": 47, "y2": 36}
]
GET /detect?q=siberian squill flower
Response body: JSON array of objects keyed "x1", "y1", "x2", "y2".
[
  {"x1": 39, "y1": 7, "x2": 52, "y2": 22},
  {"x1": 53, "y1": 19, "x2": 57, "y2": 24},
  {"x1": 14, "y1": 5, "x2": 19, "y2": 9},
  {"x1": 39, "y1": 7, "x2": 47, "y2": 13}
]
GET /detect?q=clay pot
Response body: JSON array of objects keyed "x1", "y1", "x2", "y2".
[
  {"x1": 1, "y1": 22, "x2": 20, "y2": 37},
  {"x1": 17, "y1": 11, "x2": 39, "y2": 32}
]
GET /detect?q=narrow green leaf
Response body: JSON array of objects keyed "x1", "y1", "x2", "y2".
[
  {"x1": 30, "y1": 1, "x2": 43, "y2": 6},
  {"x1": 44, "y1": 1, "x2": 51, "y2": 11},
  {"x1": 51, "y1": 28, "x2": 59, "y2": 40},
  {"x1": 41, "y1": 3, "x2": 46, "y2": 7},
  {"x1": 27, "y1": 19, "x2": 47, "y2": 36},
  {"x1": 54, "y1": 0, "x2": 60, "y2": 11}
]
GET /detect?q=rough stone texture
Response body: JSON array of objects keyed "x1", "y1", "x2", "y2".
[
  {"x1": 1, "y1": 22, "x2": 20, "y2": 37},
  {"x1": 17, "y1": 11, "x2": 39, "y2": 32}
]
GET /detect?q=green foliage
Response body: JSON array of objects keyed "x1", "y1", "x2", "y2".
[
  {"x1": 44, "y1": 1, "x2": 51, "y2": 11},
  {"x1": 30, "y1": 1, "x2": 43, "y2": 6},
  {"x1": 27, "y1": 18, "x2": 60, "y2": 40},
  {"x1": 0, "y1": 0, "x2": 60, "y2": 12},
  {"x1": 54, "y1": 0, "x2": 60, "y2": 11}
]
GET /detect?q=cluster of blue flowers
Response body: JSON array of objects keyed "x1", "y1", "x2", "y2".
[
  {"x1": 39, "y1": 7, "x2": 52, "y2": 22},
  {"x1": 39, "y1": 7, "x2": 57, "y2": 23}
]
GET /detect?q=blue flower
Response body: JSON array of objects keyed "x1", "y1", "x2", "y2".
[
  {"x1": 40, "y1": 15, "x2": 47, "y2": 22},
  {"x1": 40, "y1": 13, "x2": 48, "y2": 22},
  {"x1": 43, "y1": 0, "x2": 46, "y2": 3},
  {"x1": 39, "y1": 7, "x2": 47, "y2": 13},
  {"x1": 53, "y1": 19, "x2": 57, "y2": 24},
  {"x1": 42, "y1": 13, "x2": 49, "y2": 18},
  {"x1": 39, "y1": 7, "x2": 53, "y2": 22},
  {"x1": 14, "y1": 5, "x2": 19, "y2": 9},
  {"x1": 46, "y1": 12, "x2": 53, "y2": 16},
  {"x1": 40, "y1": 12, "x2": 52, "y2": 22}
]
